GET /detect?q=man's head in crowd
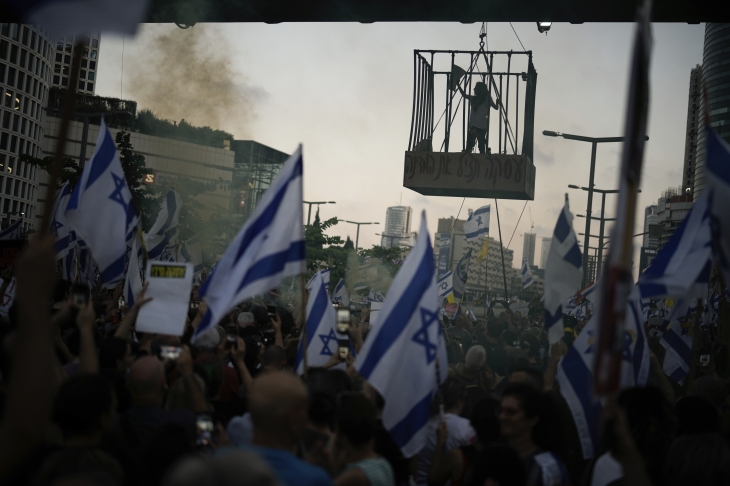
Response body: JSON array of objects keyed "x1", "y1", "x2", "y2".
[
  {"x1": 262, "y1": 345, "x2": 288, "y2": 371},
  {"x1": 486, "y1": 319, "x2": 503, "y2": 341},
  {"x1": 237, "y1": 312, "x2": 254, "y2": 329},
  {"x1": 249, "y1": 371, "x2": 308, "y2": 451},
  {"x1": 334, "y1": 394, "x2": 378, "y2": 452},
  {"x1": 499, "y1": 382, "x2": 541, "y2": 445},
  {"x1": 128, "y1": 356, "x2": 167, "y2": 406},
  {"x1": 464, "y1": 345, "x2": 486, "y2": 372},
  {"x1": 52, "y1": 374, "x2": 117, "y2": 444}
]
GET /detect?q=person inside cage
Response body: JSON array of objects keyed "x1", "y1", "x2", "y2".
[{"x1": 458, "y1": 81, "x2": 499, "y2": 154}]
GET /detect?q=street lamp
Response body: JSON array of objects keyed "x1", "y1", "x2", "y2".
[
  {"x1": 303, "y1": 201, "x2": 336, "y2": 226},
  {"x1": 545, "y1": 130, "x2": 648, "y2": 286},
  {"x1": 341, "y1": 220, "x2": 379, "y2": 250}
]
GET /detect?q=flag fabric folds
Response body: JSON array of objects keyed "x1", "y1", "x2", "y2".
[
  {"x1": 659, "y1": 300, "x2": 694, "y2": 384},
  {"x1": 146, "y1": 190, "x2": 182, "y2": 261},
  {"x1": 0, "y1": 218, "x2": 22, "y2": 240},
  {"x1": 195, "y1": 146, "x2": 305, "y2": 339},
  {"x1": 368, "y1": 289, "x2": 385, "y2": 303},
  {"x1": 306, "y1": 269, "x2": 330, "y2": 292},
  {"x1": 437, "y1": 271, "x2": 454, "y2": 303},
  {"x1": 521, "y1": 256, "x2": 533, "y2": 289},
  {"x1": 544, "y1": 200, "x2": 583, "y2": 344},
  {"x1": 452, "y1": 249, "x2": 472, "y2": 301},
  {"x1": 556, "y1": 287, "x2": 650, "y2": 459},
  {"x1": 177, "y1": 235, "x2": 203, "y2": 275},
  {"x1": 295, "y1": 272, "x2": 341, "y2": 374},
  {"x1": 124, "y1": 232, "x2": 144, "y2": 307},
  {"x1": 355, "y1": 212, "x2": 447, "y2": 458},
  {"x1": 332, "y1": 278, "x2": 350, "y2": 306},
  {"x1": 462, "y1": 205, "x2": 491, "y2": 241},
  {"x1": 65, "y1": 119, "x2": 138, "y2": 287},
  {"x1": 706, "y1": 127, "x2": 730, "y2": 288},
  {"x1": 50, "y1": 182, "x2": 75, "y2": 258},
  {"x1": 637, "y1": 192, "x2": 711, "y2": 300}
]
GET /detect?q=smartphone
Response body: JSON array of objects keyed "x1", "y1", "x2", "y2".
[
  {"x1": 118, "y1": 296, "x2": 125, "y2": 309},
  {"x1": 338, "y1": 339, "x2": 350, "y2": 359},
  {"x1": 159, "y1": 345, "x2": 183, "y2": 360},
  {"x1": 225, "y1": 324, "x2": 238, "y2": 346},
  {"x1": 71, "y1": 283, "x2": 89, "y2": 307},
  {"x1": 267, "y1": 305, "x2": 277, "y2": 319},
  {"x1": 195, "y1": 413, "x2": 216, "y2": 448},
  {"x1": 337, "y1": 309, "x2": 350, "y2": 333},
  {"x1": 700, "y1": 354, "x2": 711, "y2": 367}
]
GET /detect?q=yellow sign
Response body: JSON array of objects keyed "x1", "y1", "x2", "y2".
[{"x1": 150, "y1": 265, "x2": 187, "y2": 278}]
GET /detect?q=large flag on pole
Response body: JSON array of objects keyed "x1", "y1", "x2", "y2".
[
  {"x1": 476, "y1": 238, "x2": 490, "y2": 262},
  {"x1": 437, "y1": 271, "x2": 454, "y2": 301},
  {"x1": 544, "y1": 199, "x2": 583, "y2": 344},
  {"x1": 65, "y1": 119, "x2": 138, "y2": 287},
  {"x1": 452, "y1": 249, "x2": 472, "y2": 300},
  {"x1": 355, "y1": 212, "x2": 447, "y2": 458},
  {"x1": 557, "y1": 287, "x2": 650, "y2": 459},
  {"x1": 463, "y1": 205, "x2": 491, "y2": 241},
  {"x1": 637, "y1": 192, "x2": 711, "y2": 300},
  {"x1": 50, "y1": 182, "x2": 75, "y2": 258},
  {"x1": 520, "y1": 256, "x2": 533, "y2": 289},
  {"x1": 194, "y1": 146, "x2": 305, "y2": 339},
  {"x1": 595, "y1": 2, "x2": 652, "y2": 395},
  {"x1": 145, "y1": 189, "x2": 182, "y2": 261},
  {"x1": 706, "y1": 127, "x2": 730, "y2": 288},
  {"x1": 295, "y1": 272, "x2": 341, "y2": 374},
  {"x1": 0, "y1": 218, "x2": 22, "y2": 240}
]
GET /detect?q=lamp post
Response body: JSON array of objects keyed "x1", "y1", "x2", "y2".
[
  {"x1": 342, "y1": 220, "x2": 379, "y2": 250},
  {"x1": 570, "y1": 184, "x2": 641, "y2": 279},
  {"x1": 545, "y1": 130, "x2": 648, "y2": 286},
  {"x1": 303, "y1": 201, "x2": 336, "y2": 225}
]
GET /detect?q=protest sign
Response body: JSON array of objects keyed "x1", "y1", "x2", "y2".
[
  {"x1": 137, "y1": 262, "x2": 194, "y2": 336},
  {"x1": 369, "y1": 301, "x2": 383, "y2": 327}
]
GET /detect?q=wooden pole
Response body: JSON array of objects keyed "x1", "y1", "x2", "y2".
[{"x1": 40, "y1": 41, "x2": 85, "y2": 235}]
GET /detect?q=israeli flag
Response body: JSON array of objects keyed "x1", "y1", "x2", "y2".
[
  {"x1": 177, "y1": 235, "x2": 203, "y2": 275},
  {"x1": 453, "y1": 249, "x2": 472, "y2": 300},
  {"x1": 659, "y1": 299, "x2": 694, "y2": 384},
  {"x1": 706, "y1": 127, "x2": 730, "y2": 289},
  {"x1": 578, "y1": 281, "x2": 600, "y2": 305},
  {"x1": 521, "y1": 256, "x2": 534, "y2": 289},
  {"x1": 467, "y1": 308, "x2": 477, "y2": 323},
  {"x1": 16, "y1": 0, "x2": 150, "y2": 39},
  {"x1": 463, "y1": 205, "x2": 490, "y2": 241},
  {"x1": 544, "y1": 200, "x2": 583, "y2": 344},
  {"x1": 638, "y1": 192, "x2": 711, "y2": 300},
  {"x1": 332, "y1": 278, "x2": 350, "y2": 306},
  {"x1": 355, "y1": 212, "x2": 447, "y2": 458},
  {"x1": 124, "y1": 232, "x2": 144, "y2": 307},
  {"x1": 295, "y1": 272, "x2": 342, "y2": 374},
  {"x1": 306, "y1": 269, "x2": 330, "y2": 292},
  {"x1": 65, "y1": 120, "x2": 138, "y2": 287},
  {"x1": 437, "y1": 271, "x2": 453, "y2": 300},
  {"x1": 368, "y1": 289, "x2": 385, "y2": 302},
  {"x1": 195, "y1": 146, "x2": 305, "y2": 339},
  {"x1": 0, "y1": 218, "x2": 22, "y2": 240},
  {"x1": 50, "y1": 182, "x2": 75, "y2": 258},
  {"x1": 557, "y1": 286, "x2": 649, "y2": 459},
  {"x1": 146, "y1": 190, "x2": 182, "y2": 261}
]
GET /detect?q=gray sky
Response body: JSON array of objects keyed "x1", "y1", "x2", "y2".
[{"x1": 97, "y1": 22, "x2": 705, "y2": 273}]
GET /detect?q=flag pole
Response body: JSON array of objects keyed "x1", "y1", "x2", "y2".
[
  {"x1": 40, "y1": 41, "x2": 85, "y2": 235},
  {"x1": 300, "y1": 273, "x2": 308, "y2": 379},
  {"x1": 493, "y1": 199, "x2": 509, "y2": 301}
]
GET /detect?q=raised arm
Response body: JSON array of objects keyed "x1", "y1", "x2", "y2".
[{"x1": 115, "y1": 282, "x2": 152, "y2": 341}]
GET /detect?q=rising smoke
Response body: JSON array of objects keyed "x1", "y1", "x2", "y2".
[{"x1": 127, "y1": 24, "x2": 259, "y2": 137}]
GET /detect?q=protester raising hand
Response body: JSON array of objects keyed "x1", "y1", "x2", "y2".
[
  {"x1": 230, "y1": 336, "x2": 254, "y2": 394},
  {"x1": 115, "y1": 282, "x2": 153, "y2": 341}
]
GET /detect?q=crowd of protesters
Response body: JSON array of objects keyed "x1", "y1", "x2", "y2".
[{"x1": 1, "y1": 237, "x2": 730, "y2": 486}]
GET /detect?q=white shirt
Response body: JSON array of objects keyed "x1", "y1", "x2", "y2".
[
  {"x1": 590, "y1": 452, "x2": 623, "y2": 486},
  {"x1": 414, "y1": 413, "x2": 476, "y2": 486}
]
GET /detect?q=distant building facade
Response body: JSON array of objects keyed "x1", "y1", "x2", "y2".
[
  {"x1": 539, "y1": 237, "x2": 551, "y2": 269},
  {"x1": 230, "y1": 140, "x2": 288, "y2": 223},
  {"x1": 0, "y1": 23, "x2": 54, "y2": 233},
  {"x1": 50, "y1": 33, "x2": 100, "y2": 95},
  {"x1": 522, "y1": 232, "x2": 536, "y2": 267},
  {"x1": 682, "y1": 66, "x2": 702, "y2": 194},
  {"x1": 381, "y1": 205, "x2": 412, "y2": 248}
]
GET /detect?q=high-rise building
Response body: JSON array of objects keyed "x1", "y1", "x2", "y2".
[
  {"x1": 0, "y1": 23, "x2": 54, "y2": 234},
  {"x1": 694, "y1": 23, "x2": 730, "y2": 196},
  {"x1": 522, "y1": 232, "x2": 536, "y2": 267},
  {"x1": 381, "y1": 205, "x2": 412, "y2": 248},
  {"x1": 50, "y1": 33, "x2": 101, "y2": 95},
  {"x1": 682, "y1": 66, "x2": 702, "y2": 194},
  {"x1": 642, "y1": 205, "x2": 659, "y2": 249},
  {"x1": 539, "y1": 237, "x2": 551, "y2": 269}
]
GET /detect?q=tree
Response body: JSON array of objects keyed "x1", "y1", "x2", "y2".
[
  {"x1": 305, "y1": 215, "x2": 348, "y2": 284},
  {"x1": 356, "y1": 245, "x2": 409, "y2": 278}
]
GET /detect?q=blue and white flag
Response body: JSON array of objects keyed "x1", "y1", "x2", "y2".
[
  {"x1": 452, "y1": 249, "x2": 472, "y2": 300},
  {"x1": 659, "y1": 299, "x2": 694, "y2": 385},
  {"x1": 706, "y1": 127, "x2": 730, "y2": 289},
  {"x1": 544, "y1": 200, "x2": 583, "y2": 344},
  {"x1": 306, "y1": 269, "x2": 330, "y2": 292},
  {"x1": 177, "y1": 235, "x2": 203, "y2": 275},
  {"x1": 355, "y1": 212, "x2": 447, "y2": 458},
  {"x1": 437, "y1": 271, "x2": 454, "y2": 300},
  {"x1": 146, "y1": 190, "x2": 182, "y2": 261},
  {"x1": 50, "y1": 182, "x2": 75, "y2": 258},
  {"x1": 462, "y1": 205, "x2": 491, "y2": 241},
  {"x1": 0, "y1": 218, "x2": 22, "y2": 240},
  {"x1": 521, "y1": 256, "x2": 533, "y2": 289},
  {"x1": 368, "y1": 289, "x2": 385, "y2": 302},
  {"x1": 65, "y1": 119, "x2": 138, "y2": 287},
  {"x1": 332, "y1": 278, "x2": 350, "y2": 307},
  {"x1": 557, "y1": 287, "x2": 650, "y2": 459},
  {"x1": 295, "y1": 272, "x2": 342, "y2": 374},
  {"x1": 124, "y1": 232, "x2": 144, "y2": 307},
  {"x1": 195, "y1": 146, "x2": 305, "y2": 339},
  {"x1": 578, "y1": 281, "x2": 600, "y2": 305},
  {"x1": 10, "y1": 0, "x2": 150, "y2": 39},
  {"x1": 638, "y1": 192, "x2": 711, "y2": 300},
  {"x1": 467, "y1": 308, "x2": 477, "y2": 323}
]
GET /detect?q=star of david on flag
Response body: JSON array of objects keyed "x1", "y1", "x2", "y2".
[{"x1": 463, "y1": 205, "x2": 491, "y2": 242}]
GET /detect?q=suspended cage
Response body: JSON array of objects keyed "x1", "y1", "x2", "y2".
[{"x1": 404, "y1": 41, "x2": 538, "y2": 200}]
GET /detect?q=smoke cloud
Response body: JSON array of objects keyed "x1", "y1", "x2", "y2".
[{"x1": 126, "y1": 24, "x2": 260, "y2": 137}]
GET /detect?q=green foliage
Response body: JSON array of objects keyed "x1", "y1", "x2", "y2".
[
  {"x1": 115, "y1": 131, "x2": 157, "y2": 228},
  {"x1": 356, "y1": 245, "x2": 409, "y2": 279},
  {"x1": 306, "y1": 216, "x2": 348, "y2": 284},
  {"x1": 132, "y1": 110, "x2": 234, "y2": 149}
]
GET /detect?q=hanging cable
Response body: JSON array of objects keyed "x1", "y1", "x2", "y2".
[
  {"x1": 509, "y1": 23, "x2": 527, "y2": 52},
  {"x1": 506, "y1": 200, "x2": 529, "y2": 249}
]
